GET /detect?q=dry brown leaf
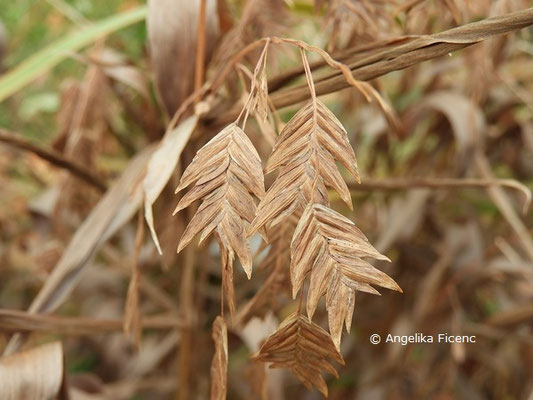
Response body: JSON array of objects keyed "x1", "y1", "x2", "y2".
[
  {"x1": 375, "y1": 189, "x2": 431, "y2": 253},
  {"x1": 253, "y1": 312, "x2": 344, "y2": 397},
  {"x1": 144, "y1": 115, "x2": 199, "y2": 254},
  {"x1": 418, "y1": 91, "x2": 533, "y2": 260},
  {"x1": 421, "y1": 91, "x2": 486, "y2": 155},
  {"x1": 4, "y1": 146, "x2": 155, "y2": 355},
  {"x1": 210, "y1": 316, "x2": 228, "y2": 400},
  {"x1": 292, "y1": 204, "x2": 402, "y2": 349},
  {"x1": 147, "y1": 0, "x2": 219, "y2": 115},
  {"x1": 174, "y1": 123, "x2": 265, "y2": 311},
  {"x1": 35, "y1": 147, "x2": 154, "y2": 312},
  {"x1": 248, "y1": 99, "x2": 359, "y2": 235},
  {"x1": 0, "y1": 342, "x2": 65, "y2": 400}
]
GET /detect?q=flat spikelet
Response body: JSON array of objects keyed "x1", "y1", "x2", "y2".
[
  {"x1": 291, "y1": 204, "x2": 402, "y2": 350},
  {"x1": 174, "y1": 123, "x2": 265, "y2": 279},
  {"x1": 248, "y1": 99, "x2": 359, "y2": 235},
  {"x1": 253, "y1": 312, "x2": 344, "y2": 397}
]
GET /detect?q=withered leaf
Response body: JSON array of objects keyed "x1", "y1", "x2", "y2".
[
  {"x1": 248, "y1": 99, "x2": 359, "y2": 235},
  {"x1": 174, "y1": 123, "x2": 265, "y2": 279},
  {"x1": 4, "y1": 146, "x2": 156, "y2": 355},
  {"x1": 291, "y1": 204, "x2": 402, "y2": 350},
  {"x1": 0, "y1": 342, "x2": 65, "y2": 400},
  {"x1": 253, "y1": 312, "x2": 344, "y2": 397},
  {"x1": 144, "y1": 115, "x2": 199, "y2": 254},
  {"x1": 210, "y1": 316, "x2": 228, "y2": 400}
]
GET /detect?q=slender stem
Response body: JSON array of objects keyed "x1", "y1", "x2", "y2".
[
  {"x1": 123, "y1": 209, "x2": 145, "y2": 345},
  {"x1": 0, "y1": 128, "x2": 106, "y2": 192},
  {"x1": 297, "y1": 289, "x2": 304, "y2": 314},
  {"x1": 0, "y1": 309, "x2": 185, "y2": 335},
  {"x1": 177, "y1": 221, "x2": 197, "y2": 400},
  {"x1": 236, "y1": 39, "x2": 270, "y2": 128},
  {"x1": 300, "y1": 48, "x2": 317, "y2": 123},
  {"x1": 209, "y1": 8, "x2": 533, "y2": 124},
  {"x1": 194, "y1": 0, "x2": 207, "y2": 102}
]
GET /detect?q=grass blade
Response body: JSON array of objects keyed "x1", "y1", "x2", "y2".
[{"x1": 0, "y1": 5, "x2": 147, "y2": 103}]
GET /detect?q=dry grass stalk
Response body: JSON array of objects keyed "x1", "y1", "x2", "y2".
[
  {"x1": 253, "y1": 312, "x2": 345, "y2": 397},
  {"x1": 123, "y1": 210, "x2": 145, "y2": 347},
  {"x1": 210, "y1": 316, "x2": 228, "y2": 400},
  {"x1": 0, "y1": 128, "x2": 106, "y2": 191},
  {"x1": 0, "y1": 309, "x2": 185, "y2": 334}
]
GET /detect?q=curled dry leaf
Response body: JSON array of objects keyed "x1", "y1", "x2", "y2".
[
  {"x1": 292, "y1": 204, "x2": 402, "y2": 350},
  {"x1": 210, "y1": 316, "x2": 228, "y2": 400},
  {"x1": 174, "y1": 123, "x2": 265, "y2": 279},
  {"x1": 248, "y1": 99, "x2": 359, "y2": 235},
  {"x1": 422, "y1": 91, "x2": 486, "y2": 155},
  {"x1": 253, "y1": 312, "x2": 344, "y2": 397},
  {"x1": 0, "y1": 342, "x2": 65, "y2": 400}
]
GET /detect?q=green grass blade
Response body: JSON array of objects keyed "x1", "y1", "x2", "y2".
[{"x1": 0, "y1": 5, "x2": 147, "y2": 103}]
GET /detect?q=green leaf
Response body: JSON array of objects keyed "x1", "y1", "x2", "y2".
[{"x1": 0, "y1": 5, "x2": 147, "y2": 103}]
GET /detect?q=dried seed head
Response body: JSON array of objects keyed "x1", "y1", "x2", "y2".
[
  {"x1": 174, "y1": 123, "x2": 265, "y2": 312},
  {"x1": 253, "y1": 312, "x2": 344, "y2": 397},
  {"x1": 248, "y1": 99, "x2": 360, "y2": 236}
]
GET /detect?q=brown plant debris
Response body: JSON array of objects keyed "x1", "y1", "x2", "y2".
[
  {"x1": 210, "y1": 316, "x2": 228, "y2": 400},
  {"x1": 248, "y1": 99, "x2": 359, "y2": 235},
  {"x1": 0, "y1": 342, "x2": 66, "y2": 400},
  {"x1": 253, "y1": 312, "x2": 345, "y2": 397},
  {"x1": 292, "y1": 204, "x2": 402, "y2": 349},
  {"x1": 174, "y1": 123, "x2": 265, "y2": 301}
]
